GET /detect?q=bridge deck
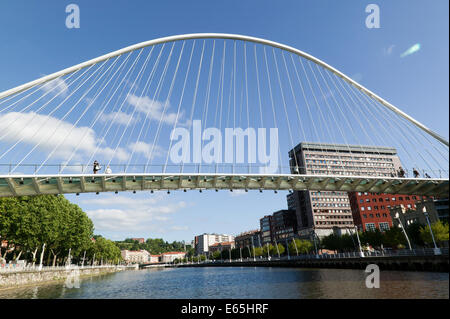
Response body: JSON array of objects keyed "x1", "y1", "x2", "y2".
[{"x1": 0, "y1": 173, "x2": 447, "y2": 197}]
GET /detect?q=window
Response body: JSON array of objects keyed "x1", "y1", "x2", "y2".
[
  {"x1": 399, "y1": 197, "x2": 403, "y2": 201},
  {"x1": 367, "y1": 206, "x2": 372, "y2": 211},
  {"x1": 361, "y1": 207, "x2": 365, "y2": 211},
  {"x1": 372, "y1": 198, "x2": 377, "y2": 202},
  {"x1": 365, "y1": 223, "x2": 376, "y2": 231},
  {"x1": 379, "y1": 222, "x2": 390, "y2": 232}
]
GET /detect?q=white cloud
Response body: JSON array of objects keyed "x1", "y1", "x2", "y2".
[
  {"x1": 83, "y1": 195, "x2": 188, "y2": 233},
  {"x1": 0, "y1": 112, "x2": 129, "y2": 162},
  {"x1": 40, "y1": 77, "x2": 69, "y2": 97},
  {"x1": 128, "y1": 141, "x2": 164, "y2": 160},
  {"x1": 383, "y1": 45, "x2": 395, "y2": 56},
  {"x1": 170, "y1": 225, "x2": 189, "y2": 231},
  {"x1": 99, "y1": 111, "x2": 136, "y2": 126},
  {"x1": 126, "y1": 94, "x2": 184, "y2": 125},
  {"x1": 230, "y1": 189, "x2": 248, "y2": 197}
]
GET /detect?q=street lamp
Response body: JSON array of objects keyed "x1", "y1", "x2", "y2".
[
  {"x1": 394, "y1": 215, "x2": 412, "y2": 250},
  {"x1": 423, "y1": 207, "x2": 441, "y2": 255},
  {"x1": 354, "y1": 226, "x2": 365, "y2": 257}
]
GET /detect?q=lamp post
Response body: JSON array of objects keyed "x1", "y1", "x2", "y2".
[
  {"x1": 285, "y1": 238, "x2": 290, "y2": 260},
  {"x1": 310, "y1": 230, "x2": 319, "y2": 258},
  {"x1": 292, "y1": 238, "x2": 299, "y2": 256},
  {"x1": 423, "y1": 207, "x2": 441, "y2": 255},
  {"x1": 395, "y1": 216, "x2": 412, "y2": 250},
  {"x1": 354, "y1": 226, "x2": 364, "y2": 257}
]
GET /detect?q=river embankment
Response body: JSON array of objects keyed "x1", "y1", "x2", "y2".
[{"x1": 0, "y1": 265, "x2": 136, "y2": 290}]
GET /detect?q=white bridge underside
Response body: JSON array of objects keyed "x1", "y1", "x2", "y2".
[{"x1": 0, "y1": 174, "x2": 447, "y2": 198}]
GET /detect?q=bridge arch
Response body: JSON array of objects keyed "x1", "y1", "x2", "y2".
[{"x1": 0, "y1": 33, "x2": 447, "y2": 147}]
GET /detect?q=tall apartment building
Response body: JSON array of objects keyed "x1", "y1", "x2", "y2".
[
  {"x1": 288, "y1": 142, "x2": 402, "y2": 238},
  {"x1": 260, "y1": 215, "x2": 273, "y2": 245},
  {"x1": 194, "y1": 233, "x2": 235, "y2": 255}
]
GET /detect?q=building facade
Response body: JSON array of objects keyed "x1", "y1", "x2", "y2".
[
  {"x1": 161, "y1": 252, "x2": 186, "y2": 263},
  {"x1": 288, "y1": 142, "x2": 403, "y2": 238},
  {"x1": 271, "y1": 209, "x2": 297, "y2": 242},
  {"x1": 208, "y1": 241, "x2": 235, "y2": 253},
  {"x1": 349, "y1": 192, "x2": 427, "y2": 231},
  {"x1": 260, "y1": 215, "x2": 273, "y2": 245},
  {"x1": 235, "y1": 230, "x2": 261, "y2": 248},
  {"x1": 194, "y1": 233, "x2": 235, "y2": 255},
  {"x1": 121, "y1": 249, "x2": 151, "y2": 263},
  {"x1": 390, "y1": 198, "x2": 448, "y2": 228}
]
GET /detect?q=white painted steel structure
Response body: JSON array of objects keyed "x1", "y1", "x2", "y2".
[
  {"x1": 0, "y1": 173, "x2": 447, "y2": 198},
  {"x1": 0, "y1": 34, "x2": 448, "y2": 198},
  {"x1": 0, "y1": 33, "x2": 448, "y2": 147}
]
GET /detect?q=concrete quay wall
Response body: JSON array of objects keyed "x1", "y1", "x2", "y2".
[
  {"x1": 0, "y1": 266, "x2": 128, "y2": 289},
  {"x1": 175, "y1": 255, "x2": 449, "y2": 272}
]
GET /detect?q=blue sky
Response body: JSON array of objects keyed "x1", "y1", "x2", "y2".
[{"x1": 0, "y1": 0, "x2": 448, "y2": 242}]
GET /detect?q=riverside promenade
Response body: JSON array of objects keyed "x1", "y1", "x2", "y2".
[
  {"x1": 0, "y1": 265, "x2": 138, "y2": 289},
  {"x1": 168, "y1": 248, "x2": 449, "y2": 272}
]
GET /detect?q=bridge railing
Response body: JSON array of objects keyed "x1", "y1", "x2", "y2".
[
  {"x1": 0, "y1": 163, "x2": 447, "y2": 179},
  {"x1": 176, "y1": 248, "x2": 448, "y2": 265}
]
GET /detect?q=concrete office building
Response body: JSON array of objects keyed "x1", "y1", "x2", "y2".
[
  {"x1": 288, "y1": 142, "x2": 402, "y2": 238},
  {"x1": 194, "y1": 233, "x2": 235, "y2": 255}
]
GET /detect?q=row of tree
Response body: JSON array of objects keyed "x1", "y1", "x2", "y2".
[
  {"x1": 174, "y1": 239, "x2": 314, "y2": 263},
  {"x1": 115, "y1": 238, "x2": 187, "y2": 254},
  {"x1": 0, "y1": 195, "x2": 121, "y2": 265},
  {"x1": 320, "y1": 221, "x2": 449, "y2": 253}
]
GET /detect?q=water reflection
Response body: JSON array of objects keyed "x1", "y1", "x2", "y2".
[{"x1": 0, "y1": 267, "x2": 447, "y2": 299}]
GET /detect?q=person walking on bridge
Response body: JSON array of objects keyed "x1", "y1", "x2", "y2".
[
  {"x1": 413, "y1": 168, "x2": 420, "y2": 178},
  {"x1": 93, "y1": 160, "x2": 101, "y2": 174}
]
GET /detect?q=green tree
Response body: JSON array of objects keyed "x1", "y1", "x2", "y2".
[
  {"x1": 383, "y1": 226, "x2": 407, "y2": 248},
  {"x1": 253, "y1": 247, "x2": 263, "y2": 257},
  {"x1": 262, "y1": 244, "x2": 274, "y2": 257},
  {"x1": 0, "y1": 195, "x2": 94, "y2": 265},
  {"x1": 420, "y1": 221, "x2": 449, "y2": 246}
]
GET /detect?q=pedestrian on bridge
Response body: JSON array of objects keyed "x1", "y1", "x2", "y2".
[
  {"x1": 397, "y1": 167, "x2": 406, "y2": 178},
  {"x1": 413, "y1": 168, "x2": 420, "y2": 178},
  {"x1": 93, "y1": 160, "x2": 101, "y2": 174}
]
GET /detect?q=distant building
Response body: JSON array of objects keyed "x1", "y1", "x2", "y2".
[
  {"x1": 194, "y1": 233, "x2": 235, "y2": 255},
  {"x1": 131, "y1": 238, "x2": 145, "y2": 244},
  {"x1": 208, "y1": 241, "x2": 235, "y2": 253},
  {"x1": 390, "y1": 198, "x2": 449, "y2": 227},
  {"x1": 349, "y1": 192, "x2": 428, "y2": 231},
  {"x1": 235, "y1": 230, "x2": 261, "y2": 248},
  {"x1": 161, "y1": 252, "x2": 186, "y2": 263},
  {"x1": 149, "y1": 255, "x2": 161, "y2": 263},
  {"x1": 260, "y1": 215, "x2": 273, "y2": 245},
  {"x1": 288, "y1": 142, "x2": 403, "y2": 238},
  {"x1": 271, "y1": 209, "x2": 297, "y2": 242},
  {"x1": 259, "y1": 210, "x2": 297, "y2": 245},
  {"x1": 121, "y1": 249, "x2": 150, "y2": 263}
]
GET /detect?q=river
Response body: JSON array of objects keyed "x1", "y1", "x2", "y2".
[{"x1": 0, "y1": 267, "x2": 448, "y2": 299}]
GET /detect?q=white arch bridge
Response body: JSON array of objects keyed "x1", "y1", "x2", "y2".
[{"x1": 0, "y1": 34, "x2": 448, "y2": 197}]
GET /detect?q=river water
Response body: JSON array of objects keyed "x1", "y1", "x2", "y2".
[{"x1": 0, "y1": 267, "x2": 448, "y2": 299}]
